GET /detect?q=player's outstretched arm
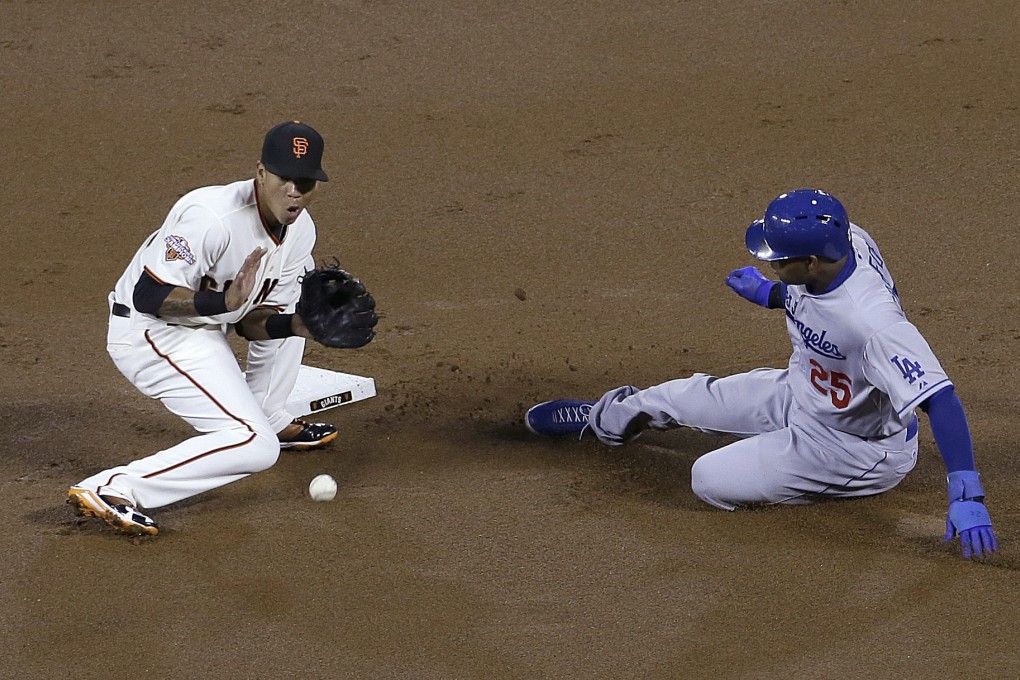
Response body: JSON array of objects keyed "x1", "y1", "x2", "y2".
[{"x1": 922, "y1": 386, "x2": 999, "y2": 559}]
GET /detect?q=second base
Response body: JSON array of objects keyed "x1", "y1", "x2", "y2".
[{"x1": 286, "y1": 365, "x2": 377, "y2": 418}]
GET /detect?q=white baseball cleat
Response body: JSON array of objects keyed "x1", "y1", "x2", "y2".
[{"x1": 67, "y1": 487, "x2": 159, "y2": 536}]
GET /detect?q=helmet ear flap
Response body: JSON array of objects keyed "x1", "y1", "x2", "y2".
[{"x1": 745, "y1": 219, "x2": 777, "y2": 260}]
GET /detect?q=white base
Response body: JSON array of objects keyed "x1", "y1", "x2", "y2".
[{"x1": 286, "y1": 365, "x2": 377, "y2": 418}]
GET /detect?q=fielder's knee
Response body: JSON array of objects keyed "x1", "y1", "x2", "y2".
[{"x1": 246, "y1": 426, "x2": 282, "y2": 473}]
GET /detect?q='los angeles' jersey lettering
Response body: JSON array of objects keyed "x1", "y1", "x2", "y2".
[{"x1": 786, "y1": 312, "x2": 846, "y2": 360}]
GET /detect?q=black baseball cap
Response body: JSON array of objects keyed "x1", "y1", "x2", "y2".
[{"x1": 260, "y1": 120, "x2": 329, "y2": 182}]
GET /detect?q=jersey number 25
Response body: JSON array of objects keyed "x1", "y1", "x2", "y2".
[{"x1": 809, "y1": 359, "x2": 852, "y2": 409}]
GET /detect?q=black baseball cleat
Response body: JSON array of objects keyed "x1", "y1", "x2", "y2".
[{"x1": 279, "y1": 418, "x2": 339, "y2": 450}]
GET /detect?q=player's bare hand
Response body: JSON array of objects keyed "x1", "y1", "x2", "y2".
[{"x1": 226, "y1": 247, "x2": 267, "y2": 311}]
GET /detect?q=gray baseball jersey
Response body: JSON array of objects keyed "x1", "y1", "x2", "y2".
[
  {"x1": 784, "y1": 224, "x2": 950, "y2": 437},
  {"x1": 587, "y1": 224, "x2": 936, "y2": 508}
]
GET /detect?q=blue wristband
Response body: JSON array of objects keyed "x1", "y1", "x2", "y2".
[
  {"x1": 754, "y1": 281, "x2": 777, "y2": 307},
  {"x1": 947, "y1": 470, "x2": 985, "y2": 502}
]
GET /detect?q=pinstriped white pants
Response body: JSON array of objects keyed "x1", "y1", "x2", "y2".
[{"x1": 76, "y1": 300, "x2": 305, "y2": 509}]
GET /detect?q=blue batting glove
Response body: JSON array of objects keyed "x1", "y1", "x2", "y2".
[
  {"x1": 725, "y1": 266, "x2": 776, "y2": 308},
  {"x1": 943, "y1": 470, "x2": 999, "y2": 559}
]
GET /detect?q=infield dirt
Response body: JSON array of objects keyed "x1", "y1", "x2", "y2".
[{"x1": 2, "y1": 2, "x2": 1019, "y2": 678}]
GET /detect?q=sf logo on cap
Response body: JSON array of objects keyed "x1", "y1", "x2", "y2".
[{"x1": 292, "y1": 137, "x2": 309, "y2": 158}]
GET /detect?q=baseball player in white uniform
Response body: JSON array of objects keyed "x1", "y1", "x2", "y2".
[
  {"x1": 526, "y1": 189, "x2": 998, "y2": 560},
  {"x1": 69, "y1": 121, "x2": 351, "y2": 536}
]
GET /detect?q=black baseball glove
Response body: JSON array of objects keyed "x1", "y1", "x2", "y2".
[{"x1": 296, "y1": 263, "x2": 378, "y2": 348}]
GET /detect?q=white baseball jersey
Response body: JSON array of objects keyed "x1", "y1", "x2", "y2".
[
  {"x1": 783, "y1": 224, "x2": 951, "y2": 438},
  {"x1": 113, "y1": 179, "x2": 314, "y2": 325},
  {"x1": 78, "y1": 178, "x2": 317, "y2": 510}
]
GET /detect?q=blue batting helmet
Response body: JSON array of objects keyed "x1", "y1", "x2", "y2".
[{"x1": 745, "y1": 189, "x2": 851, "y2": 261}]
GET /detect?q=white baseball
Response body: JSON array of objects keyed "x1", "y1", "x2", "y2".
[{"x1": 308, "y1": 474, "x2": 338, "y2": 501}]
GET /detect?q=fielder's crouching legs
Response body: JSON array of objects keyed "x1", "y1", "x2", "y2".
[
  {"x1": 78, "y1": 322, "x2": 293, "y2": 510},
  {"x1": 77, "y1": 421, "x2": 281, "y2": 510},
  {"x1": 245, "y1": 332, "x2": 307, "y2": 437}
]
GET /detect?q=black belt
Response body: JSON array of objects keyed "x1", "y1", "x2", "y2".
[{"x1": 112, "y1": 302, "x2": 131, "y2": 318}]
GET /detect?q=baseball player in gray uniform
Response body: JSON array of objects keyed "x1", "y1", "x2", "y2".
[
  {"x1": 68, "y1": 120, "x2": 359, "y2": 536},
  {"x1": 526, "y1": 189, "x2": 998, "y2": 560}
]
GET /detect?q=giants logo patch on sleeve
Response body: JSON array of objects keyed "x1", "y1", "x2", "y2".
[{"x1": 164, "y1": 235, "x2": 196, "y2": 264}]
